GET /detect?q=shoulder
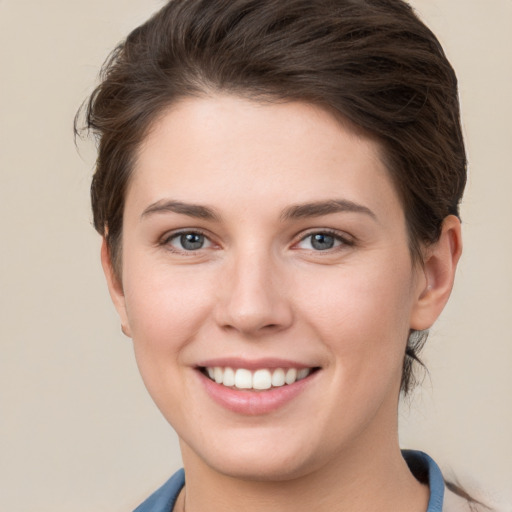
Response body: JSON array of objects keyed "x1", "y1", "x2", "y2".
[
  {"x1": 403, "y1": 450, "x2": 508, "y2": 512},
  {"x1": 402, "y1": 450, "x2": 471, "y2": 512},
  {"x1": 132, "y1": 469, "x2": 185, "y2": 512}
]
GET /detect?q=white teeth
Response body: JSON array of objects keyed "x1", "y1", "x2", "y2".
[
  {"x1": 271, "y1": 368, "x2": 286, "y2": 387},
  {"x1": 222, "y1": 367, "x2": 235, "y2": 387},
  {"x1": 235, "y1": 368, "x2": 253, "y2": 389},
  {"x1": 204, "y1": 366, "x2": 313, "y2": 390},
  {"x1": 253, "y1": 369, "x2": 272, "y2": 390},
  {"x1": 297, "y1": 368, "x2": 309, "y2": 380},
  {"x1": 214, "y1": 367, "x2": 223, "y2": 384},
  {"x1": 285, "y1": 368, "x2": 297, "y2": 385}
]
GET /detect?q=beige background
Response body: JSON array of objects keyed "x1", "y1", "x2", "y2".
[{"x1": 1, "y1": 1, "x2": 511, "y2": 510}]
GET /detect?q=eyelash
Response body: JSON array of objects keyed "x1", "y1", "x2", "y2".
[
  {"x1": 160, "y1": 229, "x2": 214, "y2": 254},
  {"x1": 159, "y1": 228, "x2": 354, "y2": 254},
  {"x1": 294, "y1": 229, "x2": 354, "y2": 252}
]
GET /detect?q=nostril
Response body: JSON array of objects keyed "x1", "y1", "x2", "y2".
[{"x1": 214, "y1": 277, "x2": 294, "y2": 335}]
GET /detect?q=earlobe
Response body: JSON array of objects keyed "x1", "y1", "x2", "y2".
[
  {"x1": 100, "y1": 238, "x2": 133, "y2": 338},
  {"x1": 410, "y1": 215, "x2": 463, "y2": 331}
]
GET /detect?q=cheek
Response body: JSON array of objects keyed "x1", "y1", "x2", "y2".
[
  {"x1": 121, "y1": 260, "x2": 219, "y2": 421},
  {"x1": 122, "y1": 258, "x2": 216, "y2": 356},
  {"x1": 296, "y1": 259, "x2": 415, "y2": 434},
  {"x1": 298, "y1": 256, "x2": 415, "y2": 368}
]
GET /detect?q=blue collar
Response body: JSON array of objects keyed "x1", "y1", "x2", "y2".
[
  {"x1": 134, "y1": 450, "x2": 445, "y2": 512},
  {"x1": 403, "y1": 450, "x2": 445, "y2": 512},
  {"x1": 133, "y1": 468, "x2": 185, "y2": 512}
]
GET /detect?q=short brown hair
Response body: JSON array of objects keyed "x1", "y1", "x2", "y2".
[{"x1": 77, "y1": 0, "x2": 466, "y2": 393}]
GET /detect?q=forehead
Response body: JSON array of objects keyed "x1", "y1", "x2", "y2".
[{"x1": 128, "y1": 94, "x2": 400, "y2": 220}]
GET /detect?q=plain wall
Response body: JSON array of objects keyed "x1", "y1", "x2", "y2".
[{"x1": 1, "y1": 1, "x2": 510, "y2": 510}]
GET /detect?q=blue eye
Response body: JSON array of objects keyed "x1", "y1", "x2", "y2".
[
  {"x1": 168, "y1": 232, "x2": 212, "y2": 251},
  {"x1": 310, "y1": 233, "x2": 336, "y2": 250},
  {"x1": 297, "y1": 232, "x2": 347, "y2": 251}
]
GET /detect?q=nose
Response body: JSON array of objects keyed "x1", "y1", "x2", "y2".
[{"x1": 214, "y1": 248, "x2": 294, "y2": 337}]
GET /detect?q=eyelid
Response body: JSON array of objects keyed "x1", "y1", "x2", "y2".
[
  {"x1": 159, "y1": 228, "x2": 218, "y2": 253},
  {"x1": 293, "y1": 228, "x2": 355, "y2": 250},
  {"x1": 157, "y1": 227, "x2": 354, "y2": 254}
]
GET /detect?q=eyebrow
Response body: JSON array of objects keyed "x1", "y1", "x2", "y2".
[
  {"x1": 140, "y1": 200, "x2": 221, "y2": 221},
  {"x1": 280, "y1": 199, "x2": 377, "y2": 221},
  {"x1": 140, "y1": 198, "x2": 376, "y2": 223}
]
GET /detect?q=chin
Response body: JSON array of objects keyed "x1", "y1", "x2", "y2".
[
  {"x1": 210, "y1": 452, "x2": 315, "y2": 482},
  {"x1": 182, "y1": 428, "x2": 322, "y2": 482}
]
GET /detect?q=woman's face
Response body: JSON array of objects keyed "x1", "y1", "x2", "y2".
[{"x1": 107, "y1": 94, "x2": 430, "y2": 480}]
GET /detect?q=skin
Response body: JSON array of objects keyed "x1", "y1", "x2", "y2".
[{"x1": 102, "y1": 94, "x2": 462, "y2": 512}]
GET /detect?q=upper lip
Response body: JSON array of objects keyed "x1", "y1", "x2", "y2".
[{"x1": 195, "y1": 357, "x2": 318, "y2": 371}]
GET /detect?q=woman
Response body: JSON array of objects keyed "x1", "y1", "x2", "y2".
[{"x1": 78, "y1": 0, "x2": 482, "y2": 510}]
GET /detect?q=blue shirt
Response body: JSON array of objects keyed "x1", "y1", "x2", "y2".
[{"x1": 134, "y1": 450, "x2": 445, "y2": 512}]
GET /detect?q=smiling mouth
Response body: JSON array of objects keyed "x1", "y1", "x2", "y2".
[{"x1": 199, "y1": 366, "x2": 319, "y2": 391}]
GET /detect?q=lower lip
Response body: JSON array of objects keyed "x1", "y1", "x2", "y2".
[{"x1": 197, "y1": 370, "x2": 318, "y2": 415}]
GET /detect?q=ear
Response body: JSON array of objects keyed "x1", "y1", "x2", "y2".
[
  {"x1": 410, "y1": 215, "x2": 463, "y2": 331},
  {"x1": 101, "y1": 238, "x2": 132, "y2": 338}
]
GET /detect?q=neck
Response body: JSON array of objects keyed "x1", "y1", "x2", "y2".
[{"x1": 178, "y1": 435, "x2": 429, "y2": 512}]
